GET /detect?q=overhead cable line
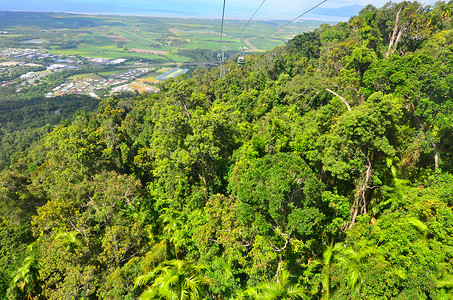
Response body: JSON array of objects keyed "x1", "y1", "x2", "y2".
[
  {"x1": 235, "y1": 0, "x2": 267, "y2": 39},
  {"x1": 219, "y1": 0, "x2": 227, "y2": 50},
  {"x1": 263, "y1": 0, "x2": 327, "y2": 38},
  {"x1": 218, "y1": 0, "x2": 227, "y2": 78}
]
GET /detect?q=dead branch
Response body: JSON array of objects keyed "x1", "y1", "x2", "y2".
[
  {"x1": 326, "y1": 88, "x2": 351, "y2": 111},
  {"x1": 348, "y1": 159, "x2": 372, "y2": 229},
  {"x1": 387, "y1": 7, "x2": 402, "y2": 58},
  {"x1": 388, "y1": 1, "x2": 426, "y2": 57},
  {"x1": 360, "y1": 161, "x2": 372, "y2": 215}
]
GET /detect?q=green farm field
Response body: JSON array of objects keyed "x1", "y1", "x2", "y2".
[
  {"x1": 246, "y1": 37, "x2": 285, "y2": 51},
  {"x1": 68, "y1": 73, "x2": 103, "y2": 80},
  {"x1": 0, "y1": 12, "x2": 331, "y2": 64}
]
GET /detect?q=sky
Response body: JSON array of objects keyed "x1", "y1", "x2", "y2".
[{"x1": 0, "y1": 0, "x2": 439, "y2": 20}]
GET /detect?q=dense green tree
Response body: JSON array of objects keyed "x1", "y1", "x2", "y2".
[
  {"x1": 1, "y1": 2, "x2": 453, "y2": 299},
  {"x1": 245, "y1": 268, "x2": 309, "y2": 300},
  {"x1": 135, "y1": 259, "x2": 206, "y2": 300},
  {"x1": 7, "y1": 253, "x2": 42, "y2": 300}
]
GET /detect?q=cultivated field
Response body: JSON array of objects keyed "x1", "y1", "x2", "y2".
[{"x1": 0, "y1": 12, "x2": 330, "y2": 64}]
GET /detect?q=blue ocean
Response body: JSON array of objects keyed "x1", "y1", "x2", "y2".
[{"x1": 1, "y1": 0, "x2": 220, "y2": 17}]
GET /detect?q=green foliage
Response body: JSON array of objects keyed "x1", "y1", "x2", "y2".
[
  {"x1": 230, "y1": 152, "x2": 324, "y2": 232},
  {"x1": 0, "y1": 220, "x2": 34, "y2": 298},
  {"x1": 333, "y1": 183, "x2": 453, "y2": 299},
  {"x1": 244, "y1": 268, "x2": 309, "y2": 300},
  {"x1": 1, "y1": 2, "x2": 453, "y2": 299},
  {"x1": 7, "y1": 253, "x2": 42, "y2": 300},
  {"x1": 135, "y1": 259, "x2": 207, "y2": 300},
  {"x1": 0, "y1": 94, "x2": 99, "y2": 170},
  {"x1": 287, "y1": 31, "x2": 321, "y2": 59}
]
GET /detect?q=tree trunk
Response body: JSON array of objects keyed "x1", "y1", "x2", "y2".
[
  {"x1": 360, "y1": 162, "x2": 372, "y2": 215},
  {"x1": 386, "y1": 7, "x2": 402, "y2": 58},
  {"x1": 349, "y1": 161, "x2": 372, "y2": 229},
  {"x1": 393, "y1": 28, "x2": 404, "y2": 52},
  {"x1": 326, "y1": 88, "x2": 351, "y2": 112},
  {"x1": 388, "y1": 2, "x2": 426, "y2": 56},
  {"x1": 349, "y1": 197, "x2": 360, "y2": 229},
  {"x1": 432, "y1": 141, "x2": 439, "y2": 170},
  {"x1": 408, "y1": 102, "x2": 440, "y2": 171}
]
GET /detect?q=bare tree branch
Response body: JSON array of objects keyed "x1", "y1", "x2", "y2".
[
  {"x1": 387, "y1": 7, "x2": 402, "y2": 58},
  {"x1": 326, "y1": 88, "x2": 352, "y2": 111},
  {"x1": 388, "y1": 1, "x2": 426, "y2": 57}
]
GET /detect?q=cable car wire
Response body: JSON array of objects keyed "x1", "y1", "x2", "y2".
[
  {"x1": 235, "y1": 0, "x2": 267, "y2": 39},
  {"x1": 219, "y1": 0, "x2": 227, "y2": 50},
  {"x1": 218, "y1": 0, "x2": 227, "y2": 78},
  {"x1": 263, "y1": 0, "x2": 327, "y2": 38}
]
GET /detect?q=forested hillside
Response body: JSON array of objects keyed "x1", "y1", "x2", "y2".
[{"x1": 2, "y1": 1, "x2": 453, "y2": 299}]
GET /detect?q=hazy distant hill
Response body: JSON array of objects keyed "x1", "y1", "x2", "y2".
[{"x1": 306, "y1": 4, "x2": 364, "y2": 21}]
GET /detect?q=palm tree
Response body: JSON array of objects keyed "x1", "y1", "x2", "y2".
[
  {"x1": 243, "y1": 269, "x2": 309, "y2": 300},
  {"x1": 135, "y1": 259, "x2": 206, "y2": 300},
  {"x1": 436, "y1": 273, "x2": 453, "y2": 298},
  {"x1": 321, "y1": 243, "x2": 390, "y2": 299},
  {"x1": 9, "y1": 255, "x2": 42, "y2": 299},
  {"x1": 339, "y1": 247, "x2": 377, "y2": 294},
  {"x1": 320, "y1": 243, "x2": 345, "y2": 300},
  {"x1": 320, "y1": 243, "x2": 375, "y2": 299},
  {"x1": 55, "y1": 231, "x2": 83, "y2": 252}
]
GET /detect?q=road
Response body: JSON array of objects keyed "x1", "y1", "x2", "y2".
[{"x1": 243, "y1": 38, "x2": 257, "y2": 52}]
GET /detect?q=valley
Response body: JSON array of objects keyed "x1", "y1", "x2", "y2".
[{"x1": 0, "y1": 12, "x2": 327, "y2": 98}]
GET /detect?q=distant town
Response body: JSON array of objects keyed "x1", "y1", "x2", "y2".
[{"x1": 0, "y1": 47, "x2": 189, "y2": 98}]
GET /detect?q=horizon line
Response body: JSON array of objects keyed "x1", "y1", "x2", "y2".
[{"x1": 0, "y1": 9, "x2": 347, "y2": 22}]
